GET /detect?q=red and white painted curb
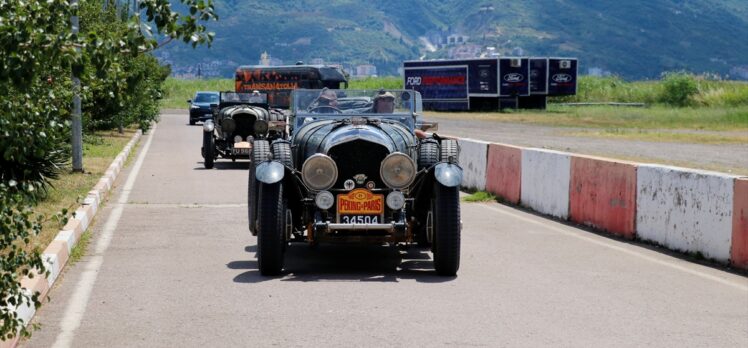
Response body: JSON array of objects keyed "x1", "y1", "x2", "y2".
[
  {"x1": 454, "y1": 136, "x2": 748, "y2": 270},
  {"x1": 1, "y1": 130, "x2": 143, "y2": 348}
]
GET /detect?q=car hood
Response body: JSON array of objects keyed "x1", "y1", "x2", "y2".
[
  {"x1": 192, "y1": 102, "x2": 214, "y2": 108},
  {"x1": 291, "y1": 119, "x2": 416, "y2": 167}
]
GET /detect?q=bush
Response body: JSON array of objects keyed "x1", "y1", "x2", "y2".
[{"x1": 659, "y1": 72, "x2": 699, "y2": 106}]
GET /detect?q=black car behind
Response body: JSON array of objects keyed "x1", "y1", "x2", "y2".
[{"x1": 188, "y1": 91, "x2": 219, "y2": 125}]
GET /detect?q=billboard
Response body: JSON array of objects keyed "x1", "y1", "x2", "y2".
[
  {"x1": 404, "y1": 65, "x2": 469, "y2": 111},
  {"x1": 548, "y1": 58, "x2": 578, "y2": 95},
  {"x1": 498, "y1": 58, "x2": 530, "y2": 97},
  {"x1": 529, "y1": 58, "x2": 549, "y2": 95}
]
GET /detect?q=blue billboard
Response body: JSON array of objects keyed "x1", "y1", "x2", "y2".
[{"x1": 404, "y1": 66, "x2": 469, "y2": 111}]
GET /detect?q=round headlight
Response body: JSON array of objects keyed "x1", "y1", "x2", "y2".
[
  {"x1": 315, "y1": 191, "x2": 334, "y2": 210},
  {"x1": 386, "y1": 191, "x2": 405, "y2": 210},
  {"x1": 254, "y1": 119, "x2": 269, "y2": 134},
  {"x1": 380, "y1": 152, "x2": 416, "y2": 189},
  {"x1": 203, "y1": 121, "x2": 214, "y2": 132},
  {"x1": 233, "y1": 135, "x2": 242, "y2": 143},
  {"x1": 302, "y1": 154, "x2": 338, "y2": 191}
]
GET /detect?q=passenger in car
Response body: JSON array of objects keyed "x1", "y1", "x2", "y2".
[{"x1": 372, "y1": 90, "x2": 395, "y2": 113}]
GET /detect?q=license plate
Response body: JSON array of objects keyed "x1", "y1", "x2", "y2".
[
  {"x1": 337, "y1": 188, "x2": 383, "y2": 223},
  {"x1": 233, "y1": 141, "x2": 251, "y2": 155}
]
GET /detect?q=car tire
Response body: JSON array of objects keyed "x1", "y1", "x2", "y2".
[
  {"x1": 440, "y1": 139, "x2": 459, "y2": 163},
  {"x1": 248, "y1": 140, "x2": 270, "y2": 235},
  {"x1": 203, "y1": 131, "x2": 215, "y2": 169},
  {"x1": 189, "y1": 118, "x2": 196, "y2": 125},
  {"x1": 418, "y1": 138, "x2": 440, "y2": 169},
  {"x1": 271, "y1": 139, "x2": 293, "y2": 167},
  {"x1": 432, "y1": 181, "x2": 460, "y2": 276},
  {"x1": 257, "y1": 182, "x2": 285, "y2": 276}
]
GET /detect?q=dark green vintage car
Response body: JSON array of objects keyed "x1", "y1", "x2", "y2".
[{"x1": 247, "y1": 89, "x2": 463, "y2": 276}]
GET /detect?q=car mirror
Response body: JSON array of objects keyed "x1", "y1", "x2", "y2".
[{"x1": 187, "y1": 99, "x2": 192, "y2": 103}]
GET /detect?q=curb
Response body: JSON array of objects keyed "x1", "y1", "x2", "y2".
[
  {"x1": 451, "y1": 134, "x2": 748, "y2": 270},
  {"x1": 1, "y1": 130, "x2": 143, "y2": 348}
]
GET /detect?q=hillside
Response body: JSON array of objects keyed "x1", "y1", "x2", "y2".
[{"x1": 155, "y1": 0, "x2": 748, "y2": 79}]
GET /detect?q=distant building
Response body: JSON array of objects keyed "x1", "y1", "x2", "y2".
[
  {"x1": 730, "y1": 66, "x2": 748, "y2": 80},
  {"x1": 587, "y1": 67, "x2": 612, "y2": 77},
  {"x1": 355, "y1": 64, "x2": 377, "y2": 77},
  {"x1": 446, "y1": 34, "x2": 469, "y2": 46},
  {"x1": 448, "y1": 44, "x2": 481, "y2": 59},
  {"x1": 310, "y1": 58, "x2": 325, "y2": 65},
  {"x1": 258, "y1": 51, "x2": 283, "y2": 66}
]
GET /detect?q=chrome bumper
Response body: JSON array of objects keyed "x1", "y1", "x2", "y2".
[{"x1": 314, "y1": 222, "x2": 407, "y2": 233}]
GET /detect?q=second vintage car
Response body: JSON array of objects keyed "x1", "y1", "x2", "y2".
[
  {"x1": 248, "y1": 89, "x2": 463, "y2": 276},
  {"x1": 201, "y1": 91, "x2": 287, "y2": 169}
]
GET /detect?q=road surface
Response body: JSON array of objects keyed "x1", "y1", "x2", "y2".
[{"x1": 23, "y1": 112, "x2": 748, "y2": 347}]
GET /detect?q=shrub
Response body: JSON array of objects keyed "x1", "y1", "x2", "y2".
[{"x1": 659, "y1": 72, "x2": 699, "y2": 106}]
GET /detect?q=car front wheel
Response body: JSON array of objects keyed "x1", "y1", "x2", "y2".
[
  {"x1": 432, "y1": 181, "x2": 460, "y2": 276},
  {"x1": 257, "y1": 182, "x2": 286, "y2": 276},
  {"x1": 202, "y1": 132, "x2": 215, "y2": 169}
]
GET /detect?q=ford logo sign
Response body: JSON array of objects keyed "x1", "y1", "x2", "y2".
[
  {"x1": 504, "y1": 73, "x2": 524, "y2": 82},
  {"x1": 552, "y1": 74, "x2": 572, "y2": 83}
]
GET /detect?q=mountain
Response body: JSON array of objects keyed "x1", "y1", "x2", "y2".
[{"x1": 154, "y1": 0, "x2": 748, "y2": 80}]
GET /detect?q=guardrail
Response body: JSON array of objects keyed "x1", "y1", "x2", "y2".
[{"x1": 456, "y1": 136, "x2": 747, "y2": 270}]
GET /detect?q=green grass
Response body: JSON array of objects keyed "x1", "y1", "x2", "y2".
[
  {"x1": 160, "y1": 78, "x2": 234, "y2": 109},
  {"x1": 30, "y1": 129, "x2": 138, "y2": 252},
  {"x1": 428, "y1": 105, "x2": 748, "y2": 131},
  {"x1": 462, "y1": 191, "x2": 496, "y2": 202},
  {"x1": 68, "y1": 231, "x2": 92, "y2": 264},
  {"x1": 555, "y1": 76, "x2": 748, "y2": 107},
  {"x1": 348, "y1": 76, "x2": 402, "y2": 90}
]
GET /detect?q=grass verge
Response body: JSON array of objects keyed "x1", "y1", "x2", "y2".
[
  {"x1": 30, "y1": 129, "x2": 138, "y2": 252},
  {"x1": 462, "y1": 191, "x2": 496, "y2": 202},
  {"x1": 68, "y1": 231, "x2": 92, "y2": 265},
  {"x1": 426, "y1": 105, "x2": 748, "y2": 131}
]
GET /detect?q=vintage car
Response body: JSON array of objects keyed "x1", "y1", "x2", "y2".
[
  {"x1": 201, "y1": 92, "x2": 287, "y2": 169},
  {"x1": 247, "y1": 89, "x2": 463, "y2": 276}
]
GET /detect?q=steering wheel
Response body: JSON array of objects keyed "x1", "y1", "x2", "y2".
[{"x1": 308, "y1": 105, "x2": 342, "y2": 113}]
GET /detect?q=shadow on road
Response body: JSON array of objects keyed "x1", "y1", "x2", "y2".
[
  {"x1": 193, "y1": 161, "x2": 251, "y2": 170},
  {"x1": 229, "y1": 244, "x2": 455, "y2": 283}
]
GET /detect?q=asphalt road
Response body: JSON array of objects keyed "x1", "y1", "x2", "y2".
[
  {"x1": 429, "y1": 115, "x2": 748, "y2": 174},
  {"x1": 24, "y1": 113, "x2": 748, "y2": 347}
]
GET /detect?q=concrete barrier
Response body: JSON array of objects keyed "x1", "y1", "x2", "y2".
[
  {"x1": 458, "y1": 138, "x2": 489, "y2": 191},
  {"x1": 521, "y1": 148, "x2": 571, "y2": 219},
  {"x1": 570, "y1": 156, "x2": 637, "y2": 239},
  {"x1": 732, "y1": 178, "x2": 748, "y2": 269},
  {"x1": 637, "y1": 165, "x2": 736, "y2": 262},
  {"x1": 485, "y1": 143, "x2": 522, "y2": 204}
]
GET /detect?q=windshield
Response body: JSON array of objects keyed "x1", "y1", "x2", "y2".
[
  {"x1": 194, "y1": 93, "x2": 219, "y2": 103},
  {"x1": 220, "y1": 92, "x2": 268, "y2": 104},
  {"x1": 292, "y1": 89, "x2": 418, "y2": 116}
]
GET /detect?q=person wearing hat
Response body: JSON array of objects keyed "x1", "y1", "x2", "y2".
[
  {"x1": 312, "y1": 87, "x2": 339, "y2": 113},
  {"x1": 371, "y1": 90, "x2": 395, "y2": 113}
]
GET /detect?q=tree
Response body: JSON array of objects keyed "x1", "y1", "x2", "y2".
[{"x1": 0, "y1": 0, "x2": 217, "y2": 339}]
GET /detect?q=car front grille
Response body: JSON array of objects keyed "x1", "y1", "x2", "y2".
[{"x1": 328, "y1": 140, "x2": 389, "y2": 188}]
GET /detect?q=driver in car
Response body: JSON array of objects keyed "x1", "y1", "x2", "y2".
[
  {"x1": 312, "y1": 88, "x2": 339, "y2": 113},
  {"x1": 371, "y1": 90, "x2": 396, "y2": 113}
]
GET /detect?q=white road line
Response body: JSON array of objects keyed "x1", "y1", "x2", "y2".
[
  {"x1": 52, "y1": 125, "x2": 158, "y2": 348},
  {"x1": 125, "y1": 203, "x2": 247, "y2": 208},
  {"x1": 476, "y1": 203, "x2": 748, "y2": 292}
]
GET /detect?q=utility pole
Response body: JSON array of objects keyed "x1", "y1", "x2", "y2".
[{"x1": 71, "y1": 0, "x2": 83, "y2": 172}]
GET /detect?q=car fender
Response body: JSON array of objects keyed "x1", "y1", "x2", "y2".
[
  {"x1": 434, "y1": 163, "x2": 463, "y2": 187},
  {"x1": 256, "y1": 161, "x2": 285, "y2": 184},
  {"x1": 203, "y1": 120, "x2": 215, "y2": 132}
]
